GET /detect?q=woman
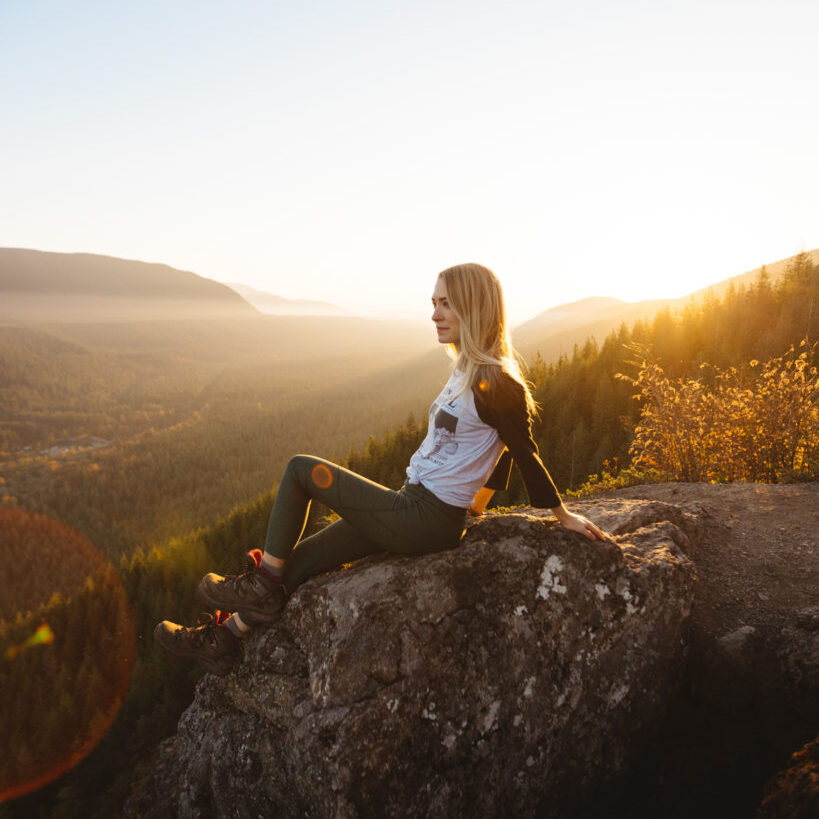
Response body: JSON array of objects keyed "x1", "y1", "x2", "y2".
[{"x1": 155, "y1": 263, "x2": 605, "y2": 675}]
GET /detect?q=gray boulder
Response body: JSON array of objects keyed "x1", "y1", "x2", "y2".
[{"x1": 127, "y1": 501, "x2": 696, "y2": 819}]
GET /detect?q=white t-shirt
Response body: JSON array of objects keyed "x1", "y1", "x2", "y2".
[{"x1": 406, "y1": 371, "x2": 506, "y2": 507}]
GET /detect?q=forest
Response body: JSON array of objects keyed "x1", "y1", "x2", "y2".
[
  {"x1": 0, "y1": 251, "x2": 816, "y2": 817},
  {"x1": 0, "y1": 315, "x2": 446, "y2": 558}
]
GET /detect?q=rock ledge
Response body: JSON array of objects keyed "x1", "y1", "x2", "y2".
[{"x1": 128, "y1": 501, "x2": 696, "y2": 819}]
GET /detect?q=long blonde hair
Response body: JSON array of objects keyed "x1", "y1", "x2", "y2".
[{"x1": 437, "y1": 263, "x2": 537, "y2": 416}]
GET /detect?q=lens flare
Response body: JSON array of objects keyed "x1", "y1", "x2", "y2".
[
  {"x1": 3, "y1": 622, "x2": 55, "y2": 660},
  {"x1": 0, "y1": 508, "x2": 135, "y2": 803},
  {"x1": 311, "y1": 463, "x2": 334, "y2": 489},
  {"x1": 478, "y1": 379, "x2": 489, "y2": 392}
]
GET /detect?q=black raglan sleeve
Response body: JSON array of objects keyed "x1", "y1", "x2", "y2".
[
  {"x1": 473, "y1": 373, "x2": 562, "y2": 509},
  {"x1": 485, "y1": 449, "x2": 513, "y2": 491}
]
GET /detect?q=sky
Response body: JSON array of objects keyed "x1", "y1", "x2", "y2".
[{"x1": 1, "y1": 0, "x2": 817, "y2": 324}]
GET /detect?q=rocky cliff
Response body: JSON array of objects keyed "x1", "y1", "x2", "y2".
[
  {"x1": 128, "y1": 483, "x2": 818, "y2": 818},
  {"x1": 127, "y1": 498, "x2": 696, "y2": 818}
]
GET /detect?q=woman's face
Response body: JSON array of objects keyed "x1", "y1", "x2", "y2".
[{"x1": 431, "y1": 276, "x2": 460, "y2": 346}]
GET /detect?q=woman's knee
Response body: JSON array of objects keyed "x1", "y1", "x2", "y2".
[
  {"x1": 285, "y1": 454, "x2": 320, "y2": 479},
  {"x1": 285, "y1": 455, "x2": 336, "y2": 492}
]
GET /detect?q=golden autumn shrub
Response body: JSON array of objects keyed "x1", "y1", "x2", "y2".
[{"x1": 622, "y1": 342, "x2": 818, "y2": 483}]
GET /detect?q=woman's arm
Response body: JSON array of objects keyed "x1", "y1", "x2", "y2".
[
  {"x1": 473, "y1": 375, "x2": 561, "y2": 508},
  {"x1": 474, "y1": 374, "x2": 606, "y2": 541},
  {"x1": 550, "y1": 503, "x2": 607, "y2": 541}
]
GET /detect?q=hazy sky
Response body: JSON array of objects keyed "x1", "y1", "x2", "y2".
[{"x1": 2, "y1": 0, "x2": 817, "y2": 323}]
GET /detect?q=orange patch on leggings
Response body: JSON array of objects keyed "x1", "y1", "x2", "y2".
[{"x1": 311, "y1": 463, "x2": 334, "y2": 489}]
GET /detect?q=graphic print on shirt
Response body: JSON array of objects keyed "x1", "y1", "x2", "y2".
[
  {"x1": 425, "y1": 407, "x2": 459, "y2": 463},
  {"x1": 417, "y1": 385, "x2": 462, "y2": 467}
]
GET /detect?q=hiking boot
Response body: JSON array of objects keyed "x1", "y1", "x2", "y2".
[
  {"x1": 153, "y1": 613, "x2": 240, "y2": 676},
  {"x1": 198, "y1": 549, "x2": 288, "y2": 626}
]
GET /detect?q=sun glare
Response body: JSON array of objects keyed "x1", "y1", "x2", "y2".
[
  {"x1": 311, "y1": 462, "x2": 334, "y2": 490},
  {"x1": 0, "y1": 508, "x2": 136, "y2": 803}
]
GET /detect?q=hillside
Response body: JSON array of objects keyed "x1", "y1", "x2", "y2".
[
  {"x1": 512, "y1": 296, "x2": 625, "y2": 341},
  {"x1": 225, "y1": 282, "x2": 347, "y2": 316},
  {"x1": 0, "y1": 246, "x2": 441, "y2": 558},
  {"x1": 0, "y1": 248, "x2": 257, "y2": 322},
  {"x1": 514, "y1": 249, "x2": 819, "y2": 362},
  {"x1": 0, "y1": 313, "x2": 437, "y2": 452},
  {"x1": 0, "y1": 313, "x2": 443, "y2": 557}
]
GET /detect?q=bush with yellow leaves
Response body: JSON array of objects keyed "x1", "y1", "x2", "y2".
[{"x1": 621, "y1": 341, "x2": 818, "y2": 483}]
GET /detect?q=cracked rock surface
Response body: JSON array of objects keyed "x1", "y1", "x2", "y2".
[{"x1": 127, "y1": 499, "x2": 696, "y2": 819}]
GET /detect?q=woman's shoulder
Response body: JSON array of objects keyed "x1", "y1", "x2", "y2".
[{"x1": 472, "y1": 367, "x2": 526, "y2": 411}]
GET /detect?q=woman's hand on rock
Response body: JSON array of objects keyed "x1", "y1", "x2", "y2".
[{"x1": 551, "y1": 506, "x2": 607, "y2": 541}]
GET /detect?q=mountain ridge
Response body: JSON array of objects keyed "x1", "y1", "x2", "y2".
[
  {"x1": 514, "y1": 249, "x2": 819, "y2": 362},
  {"x1": 3, "y1": 245, "x2": 817, "y2": 350},
  {"x1": 225, "y1": 282, "x2": 347, "y2": 316},
  {"x1": 0, "y1": 248, "x2": 257, "y2": 322}
]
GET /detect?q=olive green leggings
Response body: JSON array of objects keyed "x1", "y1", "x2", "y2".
[{"x1": 265, "y1": 455, "x2": 467, "y2": 592}]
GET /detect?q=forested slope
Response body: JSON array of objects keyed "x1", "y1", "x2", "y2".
[
  {"x1": 514, "y1": 249, "x2": 819, "y2": 363},
  {"x1": 0, "y1": 315, "x2": 443, "y2": 557},
  {"x1": 529, "y1": 251, "x2": 818, "y2": 496}
]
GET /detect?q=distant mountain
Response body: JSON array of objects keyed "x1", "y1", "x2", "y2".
[
  {"x1": 0, "y1": 248, "x2": 258, "y2": 323},
  {"x1": 225, "y1": 282, "x2": 347, "y2": 316},
  {"x1": 514, "y1": 250, "x2": 819, "y2": 363},
  {"x1": 513, "y1": 297, "x2": 625, "y2": 341}
]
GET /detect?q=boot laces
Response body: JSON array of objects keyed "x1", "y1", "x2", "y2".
[
  {"x1": 182, "y1": 613, "x2": 225, "y2": 647},
  {"x1": 221, "y1": 549, "x2": 267, "y2": 594}
]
